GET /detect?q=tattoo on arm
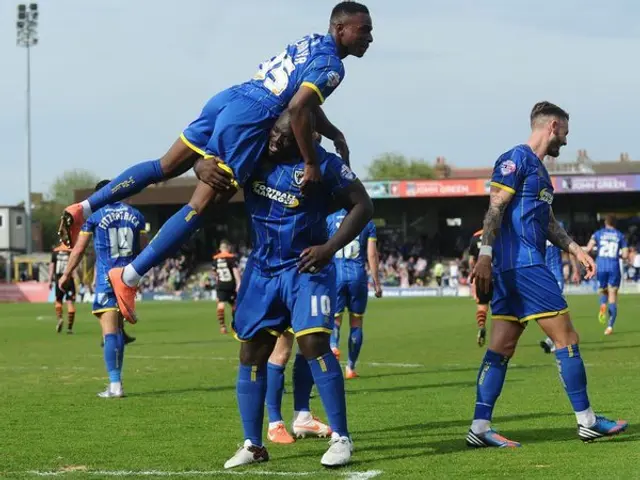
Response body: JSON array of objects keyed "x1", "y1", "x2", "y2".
[
  {"x1": 547, "y1": 211, "x2": 580, "y2": 255},
  {"x1": 481, "y1": 188, "x2": 512, "y2": 247}
]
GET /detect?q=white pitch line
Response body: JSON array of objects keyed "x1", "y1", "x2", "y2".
[
  {"x1": 116, "y1": 354, "x2": 423, "y2": 369},
  {"x1": 26, "y1": 469, "x2": 383, "y2": 479}
]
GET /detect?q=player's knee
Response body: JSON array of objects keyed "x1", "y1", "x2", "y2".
[
  {"x1": 349, "y1": 315, "x2": 363, "y2": 328},
  {"x1": 296, "y1": 332, "x2": 331, "y2": 360},
  {"x1": 269, "y1": 336, "x2": 294, "y2": 366},
  {"x1": 67, "y1": 303, "x2": 76, "y2": 314},
  {"x1": 239, "y1": 331, "x2": 277, "y2": 366},
  {"x1": 160, "y1": 142, "x2": 199, "y2": 175}
]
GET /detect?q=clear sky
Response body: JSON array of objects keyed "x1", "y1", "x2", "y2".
[{"x1": 2, "y1": 0, "x2": 639, "y2": 204}]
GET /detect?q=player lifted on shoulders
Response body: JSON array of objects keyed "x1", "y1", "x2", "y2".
[
  {"x1": 58, "y1": 2, "x2": 373, "y2": 326},
  {"x1": 585, "y1": 215, "x2": 628, "y2": 335},
  {"x1": 223, "y1": 110, "x2": 373, "y2": 469},
  {"x1": 468, "y1": 102, "x2": 627, "y2": 448},
  {"x1": 327, "y1": 210, "x2": 381, "y2": 378},
  {"x1": 540, "y1": 225, "x2": 580, "y2": 353},
  {"x1": 212, "y1": 240, "x2": 241, "y2": 334},
  {"x1": 49, "y1": 244, "x2": 77, "y2": 334},
  {"x1": 468, "y1": 229, "x2": 490, "y2": 346},
  {"x1": 58, "y1": 181, "x2": 146, "y2": 398}
]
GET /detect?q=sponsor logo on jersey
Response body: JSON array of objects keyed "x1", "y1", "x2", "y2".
[
  {"x1": 340, "y1": 164, "x2": 356, "y2": 181},
  {"x1": 327, "y1": 71, "x2": 341, "y2": 88},
  {"x1": 252, "y1": 181, "x2": 300, "y2": 208},
  {"x1": 538, "y1": 188, "x2": 554, "y2": 205},
  {"x1": 500, "y1": 160, "x2": 516, "y2": 176}
]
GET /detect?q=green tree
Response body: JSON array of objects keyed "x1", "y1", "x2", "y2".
[
  {"x1": 48, "y1": 169, "x2": 100, "y2": 206},
  {"x1": 366, "y1": 153, "x2": 435, "y2": 180}
]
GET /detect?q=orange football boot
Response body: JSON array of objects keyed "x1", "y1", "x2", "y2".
[
  {"x1": 108, "y1": 268, "x2": 138, "y2": 324},
  {"x1": 58, "y1": 204, "x2": 84, "y2": 248},
  {"x1": 267, "y1": 423, "x2": 295, "y2": 444}
]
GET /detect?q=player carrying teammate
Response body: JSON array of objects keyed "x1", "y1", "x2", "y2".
[
  {"x1": 58, "y1": 2, "x2": 373, "y2": 325},
  {"x1": 49, "y1": 244, "x2": 77, "y2": 334},
  {"x1": 468, "y1": 102, "x2": 627, "y2": 448},
  {"x1": 58, "y1": 180, "x2": 146, "y2": 398},
  {"x1": 327, "y1": 210, "x2": 381, "y2": 378},
  {"x1": 468, "y1": 229, "x2": 490, "y2": 346},
  {"x1": 585, "y1": 215, "x2": 628, "y2": 335},
  {"x1": 212, "y1": 240, "x2": 241, "y2": 334},
  {"x1": 223, "y1": 110, "x2": 373, "y2": 469}
]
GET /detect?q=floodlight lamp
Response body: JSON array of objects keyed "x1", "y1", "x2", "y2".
[
  {"x1": 18, "y1": 11, "x2": 26, "y2": 20},
  {"x1": 18, "y1": 4, "x2": 26, "y2": 12},
  {"x1": 32, "y1": 11, "x2": 38, "y2": 20},
  {"x1": 17, "y1": 20, "x2": 24, "y2": 28},
  {"x1": 32, "y1": 38, "x2": 38, "y2": 45},
  {"x1": 29, "y1": 3, "x2": 37, "y2": 11}
]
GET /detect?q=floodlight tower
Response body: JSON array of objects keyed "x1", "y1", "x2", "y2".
[{"x1": 16, "y1": 3, "x2": 38, "y2": 254}]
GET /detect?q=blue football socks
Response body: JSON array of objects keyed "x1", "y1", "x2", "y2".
[
  {"x1": 129, "y1": 205, "x2": 201, "y2": 278},
  {"x1": 608, "y1": 303, "x2": 618, "y2": 328},
  {"x1": 347, "y1": 327, "x2": 363, "y2": 370},
  {"x1": 236, "y1": 364, "x2": 267, "y2": 446},
  {"x1": 293, "y1": 353, "x2": 314, "y2": 412},
  {"x1": 473, "y1": 349, "x2": 509, "y2": 422},
  {"x1": 266, "y1": 362, "x2": 285, "y2": 423},
  {"x1": 308, "y1": 352, "x2": 349, "y2": 437},
  {"x1": 555, "y1": 344, "x2": 590, "y2": 412},
  {"x1": 87, "y1": 160, "x2": 163, "y2": 212}
]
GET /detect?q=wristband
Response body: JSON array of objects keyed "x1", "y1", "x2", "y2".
[{"x1": 479, "y1": 246, "x2": 493, "y2": 258}]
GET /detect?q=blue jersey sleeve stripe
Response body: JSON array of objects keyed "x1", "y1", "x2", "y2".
[
  {"x1": 489, "y1": 181, "x2": 516, "y2": 194},
  {"x1": 301, "y1": 82, "x2": 325, "y2": 104}
]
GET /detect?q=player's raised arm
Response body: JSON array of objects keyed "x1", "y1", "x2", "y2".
[
  {"x1": 314, "y1": 106, "x2": 349, "y2": 165},
  {"x1": 289, "y1": 87, "x2": 324, "y2": 190},
  {"x1": 548, "y1": 209, "x2": 596, "y2": 280}
]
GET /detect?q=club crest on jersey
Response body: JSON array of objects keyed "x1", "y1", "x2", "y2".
[
  {"x1": 500, "y1": 160, "x2": 516, "y2": 176},
  {"x1": 293, "y1": 169, "x2": 304, "y2": 186},
  {"x1": 327, "y1": 71, "x2": 341, "y2": 88},
  {"x1": 340, "y1": 164, "x2": 356, "y2": 181},
  {"x1": 538, "y1": 188, "x2": 554, "y2": 205},
  {"x1": 252, "y1": 181, "x2": 300, "y2": 208}
]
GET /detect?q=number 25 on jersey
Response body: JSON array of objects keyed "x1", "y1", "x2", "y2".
[{"x1": 254, "y1": 51, "x2": 296, "y2": 96}]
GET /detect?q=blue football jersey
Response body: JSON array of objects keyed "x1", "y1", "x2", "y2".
[
  {"x1": 591, "y1": 227, "x2": 627, "y2": 273},
  {"x1": 244, "y1": 145, "x2": 357, "y2": 275},
  {"x1": 490, "y1": 144, "x2": 554, "y2": 273},
  {"x1": 238, "y1": 34, "x2": 344, "y2": 114},
  {"x1": 80, "y1": 202, "x2": 145, "y2": 292},
  {"x1": 327, "y1": 209, "x2": 376, "y2": 284}
]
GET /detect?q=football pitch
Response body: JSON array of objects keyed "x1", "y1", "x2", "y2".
[{"x1": 2, "y1": 296, "x2": 639, "y2": 479}]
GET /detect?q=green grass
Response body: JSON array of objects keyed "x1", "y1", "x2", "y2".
[{"x1": 1, "y1": 296, "x2": 639, "y2": 479}]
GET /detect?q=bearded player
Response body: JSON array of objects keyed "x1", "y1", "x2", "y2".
[{"x1": 467, "y1": 101, "x2": 627, "y2": 448}]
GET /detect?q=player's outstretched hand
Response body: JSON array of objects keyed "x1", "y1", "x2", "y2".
[
  {"x1": 298, "y1": 244, "x2": 334, "y2": 274},
  {"x1": 301, "y1": 163, "x2": 322, "y2": 195},
  {"x1": 334, "y1": 133, "x2": 350, "y2": 166},
  {"x1": 374, "y1": 283, "x2": 383, "y2": 298},
  {"x1": 194, "y1": 158, "x2": 235, "y2": 191},
  {"x1": 471, "y1": 255, "x2": 493, "y2": 294},
  {"x1": 575, "y1": 249, "x2": 596, "y2": 280}
]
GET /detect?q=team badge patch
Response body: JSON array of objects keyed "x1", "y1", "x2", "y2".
[
  {"x1": 327, "y1": 71, "x2": 341, "y2": 88},
  {"x1": 293, "y1": 169, "x2": 304, "y2": 186},
  {"x1": 340, "y1": 164, "x2": 356, "y2": 181},
  {"x1": 500, "y1": 160, "x2": 516, "y2": 176}
]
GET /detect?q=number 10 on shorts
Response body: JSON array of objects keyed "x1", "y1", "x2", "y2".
[{"x1": 311, "y1": 295, "x2": 331, "y2": 317}]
